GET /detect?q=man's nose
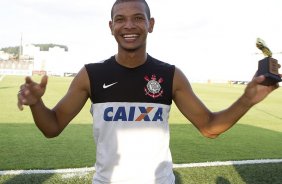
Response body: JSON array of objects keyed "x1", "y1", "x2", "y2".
[{"x1": 124, "y1": 19, "x2": 135, "y2": 29}]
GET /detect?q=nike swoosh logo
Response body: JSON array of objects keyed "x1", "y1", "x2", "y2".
[{"x1": 103, "y1": 82, "x2": 118, "y2": 89}]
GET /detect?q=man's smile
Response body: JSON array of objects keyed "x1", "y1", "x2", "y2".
[{"x1": 122, "y1": 34, "x2": 140, "y2": 41}]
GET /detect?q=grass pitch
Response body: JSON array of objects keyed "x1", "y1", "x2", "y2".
[{"x1": 0, "y1": 75, "x2": 282, "y2": 183}]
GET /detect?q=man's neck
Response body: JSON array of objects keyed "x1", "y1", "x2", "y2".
[{"x1": 115, "y1": 50, "x2": 147, "y2": 68}]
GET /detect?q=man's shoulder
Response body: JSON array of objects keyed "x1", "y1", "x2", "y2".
[
  {"x1": 148, "y1": 55, "x2": 175, "y2": 69},
  {"x1": 85, "y1": 56, "x2": 114, "y2": 67},
  {"x1": 148, "y1": 55, "x2": 173, "y2": 65}
]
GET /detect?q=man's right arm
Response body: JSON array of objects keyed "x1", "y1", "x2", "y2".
[{"x1": 18, "y1": 67, "x2": 90, "y2": 138}]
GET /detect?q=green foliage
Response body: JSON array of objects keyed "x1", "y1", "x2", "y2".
[
  {"x1": 0, "y1": 46, "x2": 19, "y2": 56},
  {"x1": 0, "y1": 44, "x2": 68, "y2": 55},
  {"x1": 33, "y1": 43, "x2": 68, "y2": 51}
]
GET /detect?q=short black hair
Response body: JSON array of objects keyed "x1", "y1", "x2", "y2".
[{"x1": 111, "y1": 0, "x2": 151, "y2": 20}]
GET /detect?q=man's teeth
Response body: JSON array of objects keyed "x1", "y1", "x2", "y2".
[{"x1": 123, "y1": 34, "x2": 138, "y2": 38}]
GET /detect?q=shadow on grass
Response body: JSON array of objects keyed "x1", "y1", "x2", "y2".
[
  {"x1": 216, "y1": 176, "x2": 231, "y2": 184},
  {"x1": 0, "y1": 123, "x2": 282, "y2": 183},
  {"x1": 174, "y1": 170, "x2": 183, "y2": 184},
  {"x1": 3, "y1": 174, "x2": 54, "y2": 184},
  {"x1": 233, "y1": 163, "x2": 282, "y2": 184}
]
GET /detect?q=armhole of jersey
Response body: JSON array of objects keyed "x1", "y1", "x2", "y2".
[
  {"x1": 84, "y1": 64, "x2": 94, "y2": 103},
  {"x1": 84, "y1": 60, "x2": 106, "y2": 104},
  {"x1": 169, "y1": 65, "x2": 176, "y2": 105}
]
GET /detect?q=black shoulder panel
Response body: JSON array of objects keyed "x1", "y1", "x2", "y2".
[{"x1": 85, "y1": 55, "x2": 175, "y2": 105}]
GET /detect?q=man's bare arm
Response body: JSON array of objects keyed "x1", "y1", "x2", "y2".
[
  {"x1": 17, "y1": 67, "x2": 90, "y2": 138},
  {"x1": 172, "y1": 67, "x2": 279, "y2": 138}
]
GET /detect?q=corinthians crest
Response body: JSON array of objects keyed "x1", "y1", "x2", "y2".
[{"x1": 144, "y1": 74, "x2": 164, "y2": 98}]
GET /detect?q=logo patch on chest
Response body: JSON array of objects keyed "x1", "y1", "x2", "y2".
[
  {"x1": 104, "y1": 106, "x2": 163, "y2": 122},
  {"x1": 144, "y1": 75, "x2": 164, "y2": 99}
]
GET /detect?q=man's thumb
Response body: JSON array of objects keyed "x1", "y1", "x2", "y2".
[
  {"x1": 254, "y1": 75, "x2": 265, "y2": 84},
  {"x1": 40, "y1": 75, "x2": 48, "y2": 88}
]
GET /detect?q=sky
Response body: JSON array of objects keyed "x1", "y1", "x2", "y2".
[{"x1": 0, "y1": 0, "x2": 282, "y2": 81}]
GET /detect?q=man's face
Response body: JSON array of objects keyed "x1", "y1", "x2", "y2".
[{"x1": 109, "y1": 1, "x2": 154, "y2": 52}]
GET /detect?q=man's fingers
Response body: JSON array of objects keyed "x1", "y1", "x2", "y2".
[
  {"x1": 251, "y1": 75, "x2": 279, "y2": 93},
  {"x1": 254, "y1": 75, "x2": 265, "y2": 84},
  {"x1": 17, "y1": 90, "x2": 24, "y2": 111},
  {"x1": 20, "y1": 84, "x2": 25, "y2": 90},
  {"x1": 17, "y1": 100, "x2": 24, "y2": 111},
  {"x1": 25, "y1": 76, "x2": 33, "y2": 84},
  {"x1": 250, "y1": 75, "x2": 265, "y2": 87},
  {"x1": 17, "y1": 75, "x2": 48, "y2": 111},
  {"x1": 40, "y1": 75, "x2": 48, "y2": 88},
  {"x1": 18, "y1": 76, "x2": 35, "y2": 111}
]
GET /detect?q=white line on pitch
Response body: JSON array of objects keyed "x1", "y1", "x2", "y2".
[
  {"x1": 1, "y1": 159, "x2": 282, "y2": 175},
  {"x1": 173, "y1": 159, "x2": 282, "y2": 168}
]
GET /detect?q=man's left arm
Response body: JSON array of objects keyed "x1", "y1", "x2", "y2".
[{"x1": 172, "y1": 67, "x2": 280, "y2": 138}]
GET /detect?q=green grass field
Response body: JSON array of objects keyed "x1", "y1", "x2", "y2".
[{"x1": 0, "y1": 75, "x2": 282, "y2": 183}]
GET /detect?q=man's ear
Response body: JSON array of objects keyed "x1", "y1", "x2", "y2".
[
  {"x1": 148, "y1": 18, "x2": 155, "y2": 33},
  {"x1": 109, "y1": 21, "x2": 114, "y2": 35}
]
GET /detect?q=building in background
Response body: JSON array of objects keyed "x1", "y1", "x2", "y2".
[
  {"x1": 0, "y1": 44, "x2": 75, "y2": 76},
  {"x1": 0, "y1": 51, "x2": 10, "y2": 61},
  {"x1": 0, "y1": 49, "x2": 33, "y2": 76}
]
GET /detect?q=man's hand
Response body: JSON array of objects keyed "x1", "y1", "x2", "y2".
[
  {"x1": 17, "y1": 75, "x2": 48, "y2": 111},
  {"x1": 242, "y1": 75, "x2": 280, "y2": 107}
]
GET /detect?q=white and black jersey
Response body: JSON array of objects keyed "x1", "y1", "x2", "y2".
[{"x1": 85, "y1": 54, "x2": 175, "y2": 184}]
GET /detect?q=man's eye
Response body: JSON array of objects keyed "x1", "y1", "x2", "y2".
[
  {"x1": 115, "y1": 18, "x2": 124, "y2": 22},
  {"x1": 135, "y1": 17, "x2": 143, "y2": 21}
]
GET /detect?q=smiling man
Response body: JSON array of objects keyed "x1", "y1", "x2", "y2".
[
  {"x1": 17, "y1": 0, "x2": 280, "y2": 183},
  {"x1": 110, "y1": 0, "x2": 153, "y2": 53}
]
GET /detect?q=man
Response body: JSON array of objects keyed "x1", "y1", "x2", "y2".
[{"x1": 17, "y1": 0, "x2": 280, "y2": 183}]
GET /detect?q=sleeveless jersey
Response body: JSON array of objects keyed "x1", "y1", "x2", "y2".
[{"x1": 85, "y1": 54, "x2": 175, "y2": 184}]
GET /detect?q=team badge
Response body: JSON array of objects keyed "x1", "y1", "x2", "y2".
[{"x1": 144, "y1": 74, "x2": 164, "y2": 98}]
